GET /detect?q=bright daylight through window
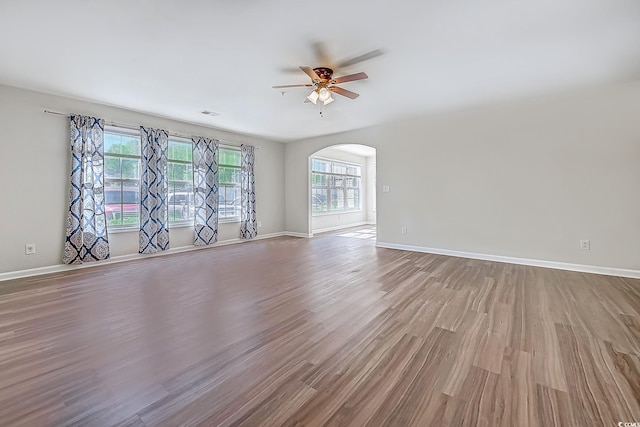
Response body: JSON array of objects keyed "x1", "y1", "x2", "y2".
[
  {"x1": 104, "y1": 129, "x2": 141, "y2": 228},
  {"x1": 167, "y1": 139, "x2": 194, "y2": 222},
  {"x1": 311, "y1": 158, "x2": 361, "y2": 215},
  {"x1": 219, "y1": 148, "x2": 242, "y2": 220},
  {"x1": 104, "y1": 129, "x2": 242, "y2": 230}
]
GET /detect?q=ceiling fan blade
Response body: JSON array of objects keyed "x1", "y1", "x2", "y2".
[
  {"x1": 272, "y1": 84, "x2": 314, "y2": 88},
  {"x1": 300, "y1": 66, "x2": 322, "y2": 82},
  {"x1": 312, "y1": 41, "x2": 331, "y2": 66},
  {"x1": 279, "y1": 66, "x2": 305, "y2": 74},
  {"x1": 330, "y1": 86, "x2": 360, "y2": 99},
  {"x1": 335, "y1": 49, "x2": 383, "y2": 69},
  {"x1": 331, "y1": 72, "x2": 368, "y2": 84}
]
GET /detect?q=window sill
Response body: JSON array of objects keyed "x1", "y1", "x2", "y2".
[
  {"x1": 107, "y1": 217, "x2": 241, "y2": 233},
  {"x1": 219, "y1": 218, "x2": 241, "y2": 224},
  {"x1": 312, "y1": 210, "x2": 363, "y2": 217},
  {"x1": 107, "y1": 225, "x2": 138, "y2": 234}
]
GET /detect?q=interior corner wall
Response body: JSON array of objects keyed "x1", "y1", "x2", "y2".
[
  {"x1": 0, "y1": 84, "x2": 285, "y2": 274},
  {"x1": 285, "y1": 81, "x2": 640, "y2": 271},
  {"x1": 311, "y1": 147, "x2": 370, "y2": 233}
]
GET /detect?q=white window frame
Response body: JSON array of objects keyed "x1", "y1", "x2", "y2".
[
  {"x1": 167, "y1": 136, "x2": 195, "y2": 227},
  {"x1": 103, "y1": 129, "x2": 244, "y2": 230},
  {"x1": 218, "y1": 145, "x2": 242, "y2": 223},
  {"x1": 311, "y1": 156, "x2": 362, "y2": 216},
  {"x1": 104, "y1": 126, "x2": 142, "y2": 232}
]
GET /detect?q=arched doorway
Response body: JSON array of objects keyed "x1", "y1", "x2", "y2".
[{"x1": 308, "y1": 144, "x2": 376, "y2": 238}]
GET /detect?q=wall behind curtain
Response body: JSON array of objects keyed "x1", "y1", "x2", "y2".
[{"x1": 0, "y1": 84, "x2": 285, "y2": 274}]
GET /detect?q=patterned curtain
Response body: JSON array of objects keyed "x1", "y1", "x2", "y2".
[
  {"x1": 139, "y1": 126, "x2": 169, "y2": 254},
  {"x1": 63, "y1": 115, "x2": 110, "y2": 264},
  {"x1": 240, "y1": 144, "x2": 258, "y2": 239},
  {"x1": 192, "y1": 137, "x2": 219, "y2": 246}
]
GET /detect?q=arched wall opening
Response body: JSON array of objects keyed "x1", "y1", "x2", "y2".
[{"x1": 307, "y1": 144, "x2": 376, "y2": 237}]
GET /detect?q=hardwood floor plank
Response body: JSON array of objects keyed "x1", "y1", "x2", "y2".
[
  {"x1": 325, "y1": 334, "x2": 423, "y2": 426},
  {"x1": 0, "y1": 227, "x2": 639, "y2": 426},
  {"x1": 449, "y1": 366, "x2": 501, "y2": 427},
  {"x1": 364, "y1": 326, "x2": 456, "y2": 426},
  {"x1": 536, "y1": 383, "x2": 574, "y2": 426},
  {"x1": 473, "y1": 330, "x2": 506, "y2": 374},
  {"x1": 499, "y1": 347, "x2": 538, "y2": 427},
  {"x1": 556, "y1": 323, "x2": 613, "y2": 425}
]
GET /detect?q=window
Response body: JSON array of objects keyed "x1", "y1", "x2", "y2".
[
  {"x1": 167, "y1": 139, "x2": 194, "y2": 223},
  {"x1": 104, "y1": 128, "x2": 141, "y2": 228},
  {"x1": 219, "y1": 147, "x2": 241, "y2": 220},
  {"x1": 103, "y1": 129, "x2": 239, "y2": 228},
  {"x1": 311, "y1": 158, "x2": 361, "y2": 214}
]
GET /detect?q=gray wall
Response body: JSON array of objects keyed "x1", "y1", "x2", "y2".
[
  {"x1": 0, "y1": 85, "x2": 285, "y2": 274},
  {"x1": 285, "y1": 82, "x2": 640, "y2": 270},
  {"x1": 2, "y1": 81, "x2": 639, "y2": 274}
]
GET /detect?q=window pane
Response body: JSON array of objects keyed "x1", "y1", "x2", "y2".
[
  {"x1": 219, "y1": 185, "x2": 241, "y2": 218},
  {"x1": 104, "y1": 131, "x2": 142, "y2": 229},
  {"x1": 121, "y1": 158, "x2": 139, "y2": 180},
  {"x1": 347, "y1": 165, "x2": 361, "y2": 175},
  {"x1": 330, "y1": 188, "x2": 345, "y2": 210},
  {"x1": 311, "y1": 157, "x2": 361, "y2": 215},
  {"x1": 220, "y1": 148, "x2": 241, "y2": 166},
  {"x1": 168, "y1": 162, "x2": 192, "y2": 183},
  {"x1": 168, "y1": 186, "x2": 194, "y2": 222},
  {"x1": 346, "y1": 188, "x2": 359, "y2": 210},
  {"x1": 332, "y1": 162, "x2": 347, "y2": 174},
  {"x1": 104, "y1": 181, "x2": 140, "y2": 227},
  {"x1": 312, "y1": 188, "x2": 327, "y2": 213},
  {"x1": 105, "y1": 156, "x2": 121, "y2": 179},
  {"x1": 105, "y1": 132, "x2": 140, "y2": 155},
  {"x1": 312, "y1": 159, "x2": 330, "y2": 173},
  {"x1": 220, "y1": 165, "x2": 241, "y2": 185},
  {"x1": 167, "y1": 140, "x2": 194, "y2": 223},
  {"x1": 312, "y1": 173, "x2": 327, "y2": 186},
  {"x1": 104, "y1": 133, "x2": 122, "y2": 155},
  {"x1": 168, "y1": 140, "x2": 192, "y2": 162}
]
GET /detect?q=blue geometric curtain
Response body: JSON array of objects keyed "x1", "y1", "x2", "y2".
[
  {"x1": 139, "y1": 126, "x2": 169, "y2": 254},
  {"x1": 63, "y1": 115, "x2": 110, "y2": 264},
  {"x1": 240, "y1": 144, "x2": 258, "y2": 239},
  {"x1": 192, "y1": 137, "x2": 219, "y2": 246}
]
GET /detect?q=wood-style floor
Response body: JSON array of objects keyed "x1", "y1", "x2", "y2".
[{"x1": 1, "y1": 228, "x2": 639, "y2": 426}]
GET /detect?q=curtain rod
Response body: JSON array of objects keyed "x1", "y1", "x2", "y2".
[{"x1": 43, "y1": 109, "x2": 257, "y2": 149}]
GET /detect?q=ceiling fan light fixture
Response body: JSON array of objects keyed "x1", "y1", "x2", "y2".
[
  {"x1": 323, "y1": 96, "x2": 334, "y2": 105},
  {"x1": 318, "y1": 87, "x2": 331, "y2": 102},
  {"x1": 307, "y1": 90, "x2": 319, "y2": 104}
]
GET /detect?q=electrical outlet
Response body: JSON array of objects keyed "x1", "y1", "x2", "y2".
[
  {"x1": 401, "y1": 227, "x2": 407, "y2": 234},
  {"x1": 257, "y1": 221, "x2": 262, "y2": 228},
  {"x1": 25, "y1": 243, "x2": 36, "y2": 255},
  {"x1": 580, "y1": 240, "x2": 590, "y2": 250},
  {"x1": 382, "y1": 185, "x2": 390, "y2": 193}
]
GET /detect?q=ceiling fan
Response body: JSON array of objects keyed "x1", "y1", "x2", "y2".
[{"x1": 273, "y1": 66, "x2": 368, "y2": 105}]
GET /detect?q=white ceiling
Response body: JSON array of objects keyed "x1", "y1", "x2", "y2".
[{"x1": 1, "y1": 0, "x2": 639, "y2": 142}]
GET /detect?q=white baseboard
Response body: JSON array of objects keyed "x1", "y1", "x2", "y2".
[
  {"x1": 375, "y1": 241, "x2": 640, "y2": 279},
  {"x1": 283, "y1": 231, "x2": 313, "y2": 238},
  {"x1": 312, "y1": 221, "x2": 374, "y2": 234},
  {"x1": 0, "y1": 232, "x2": 288, "y2": 282}
]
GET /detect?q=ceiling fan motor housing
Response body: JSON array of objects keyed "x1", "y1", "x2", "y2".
[{"x1": 313, "y1": 67, "x2": 334, "y2": 81}]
